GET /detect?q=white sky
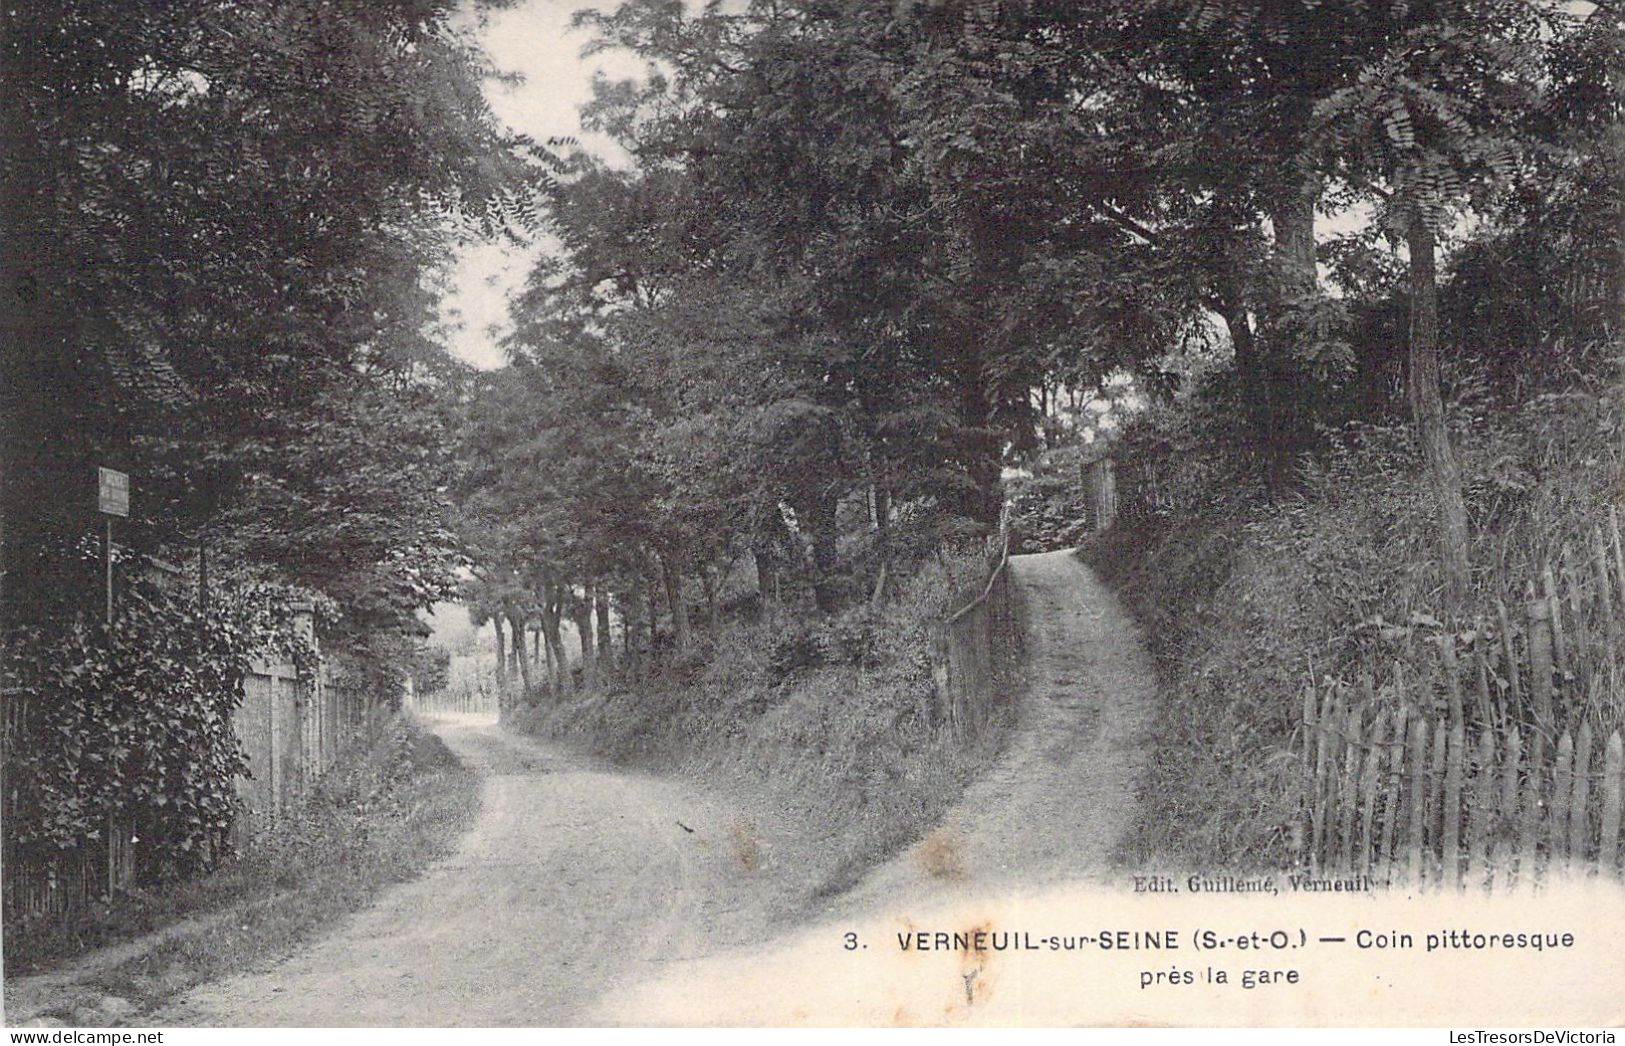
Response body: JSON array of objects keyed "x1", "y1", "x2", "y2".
[{"x1": 440, "y1": 0, "x2": 645, "y2": 370}]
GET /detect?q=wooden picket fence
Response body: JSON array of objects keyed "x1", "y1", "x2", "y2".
[
  {"x1": 1300, "y1": 692, "x2": 1623, "y2": 887},
  {"x1": 1297, "y1": 509, "x2": 1625, "y2": 887}
]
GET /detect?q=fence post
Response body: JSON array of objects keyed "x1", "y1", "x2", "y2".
[
  {"x1": 1468, "y1": 729, "x2": 1496, "y2": 890},
  {"x1": 1526, "y1": 586, "x2": 1555, "y2": 736},
  {"x1": 1357, "y1": 712, "x2": 1387, "y2": 876},
  {"x1": 1438, "y1": 639, "x2": 1465, "y2": 731},
  {"x1": 1379, "y1": 705, "x2": 1407, "y2": 879},
  {"x1": 1428, "y1": 718, "x2": 1448, "y2": 887},
  {"x1": 1339, "y1": 705, "x2": 1364, "y2": 873},
  {"x1": 1600, "y1": 732, "x2": 1622, "y2": 880},
  {"x1": 1406, "y1": 715, "x2": 1428, "y2": 885},
  {"x1": 267, "y1": 666, "x2": 278, "y2": 823},
  {"x1": 1551, "y1": 732, "x2": 1574, "y2": 867},
  {"x1": 1493, "y1": 728, "x2": 1521, "y2": 893},
  {"x1": 1442, "y1": 723, "x2": 1465, "y2": 891},
  {"x1": 1596, "y1": 529, "x2": 1621, "y2": 704},
  {"x1": 1542, "y1": 566, "x2": 1568, "y2": 701},
  {"x1": 1470, "y1": 633, "x2": 1495, "y2": 731},
  {"x1": 1568, "y1": 722, "x2": 1593, "y2": 865},
  {"x1": 1496, "y1": 598, "x2": 1522, "y2": 721},
  {"x1": 1518, "y1": 736, "x2": 1544, "y2": 890},
  {"x1": 1086, "y1": 457, "x2": 1116, "y2": 532},
  {"x1": 1311, "y1": 688, "x2": 1337, "y2": 871}
]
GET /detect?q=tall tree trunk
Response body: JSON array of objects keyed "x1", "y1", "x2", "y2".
[
  {"x1": 596, "y1": 589, "x2": 613, "y2": 670},
  {"x1": 1269, "y1": 181, "x2": 1320, "y2": 306},
  {"x1": 507, "y1": 610, "x2": 532, "y2": 693},
  {"x1": 539, "y1": 586, "x2": 571, "y2": 694},
  {"x1": 753, "y1": 536, "x2": 778, "y2": 607},
  {"x1": 703, "y1": 566, "x2": 719, "y2": 635},
  {"x1": 542, "y1": 622, "x2": 555, "y2": 690},
  {"x1": 622, "y1": 599, "x2": 638, "y2": 677},
  {"x1": 1221, "y1": 294, "x2": 1264, "y2": 429},
  {"x1": 804, "y1": 490, "x2": 840, "y2": 613},
  {"x1": 871, "y1": 485, "x2": 891, "y2": 604},
  {"x1": 646, "y1": 567, "x2": 660, "y2": 659},
  {"x1": 574, "y1": 585, "x2": 598, "y2": 691},
  {"x1": 1407, "y1": 214, "x2": 1472, "y2": 611},
  {"x1": 493, "y1": 618, "x2": 506, "y2": 681},
  {"x1": 1259, "y1": 167, "x2": 1322, "y2": 469},
  {"x1": 660, "y1": 554, "x2": 691, "y2": 654}
]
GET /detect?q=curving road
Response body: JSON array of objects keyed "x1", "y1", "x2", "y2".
[
  {"x1": 158, "y1": 721, "x2": 795, "y2": 1026},
  {"x1": 151, "y1": 549, "x2": 1153, "y2": 1026},
  {"x1": 822, "y1": 548, "x2": 1155, "y2": 918}
]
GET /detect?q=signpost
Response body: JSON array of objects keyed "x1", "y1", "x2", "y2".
[{"x1": 98, "y1": 468, "x2": 129, "y2": 624}]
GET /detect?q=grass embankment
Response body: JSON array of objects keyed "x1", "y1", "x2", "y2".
[
  {"x1": 1083, "y1": 371, "x2": 1624, "y2": 872},
  {"x1": 5, "y1": 715, "x2": 478, "y2": 1022},
  {"x1": 512, "y1": 552, "x2": 1015, "y2": 904}
]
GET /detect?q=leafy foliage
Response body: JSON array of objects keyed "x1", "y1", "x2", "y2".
[{"x1": 1, "y1": 579, "x2": 320, "y2": 881}]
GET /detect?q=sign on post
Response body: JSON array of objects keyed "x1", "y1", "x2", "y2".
[
  {"x1": 98, "y1": 467, "x2": 129, "y2": 517},
  {"x1": 97, "y1": 467, "x2": 129, "y2": 624}
]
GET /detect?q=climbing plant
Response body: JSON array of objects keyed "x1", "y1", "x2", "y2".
[{"x1": 1, "y1": 580, "x2": 325, "y2": 881}]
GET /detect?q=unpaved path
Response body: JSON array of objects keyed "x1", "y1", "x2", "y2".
[
  {"x1": 12, "y1": 549, "x2": 1155, "y2": 1027},
  {"x1": 156, "y1": 723, "x2": 793, "y2": 1027},
  {"x1": 822, "y1": 549, "x2": 1154, "y2": 917}
]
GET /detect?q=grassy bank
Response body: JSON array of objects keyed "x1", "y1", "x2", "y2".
[
  {"x1": 511, "y1": 552, "x2": 1015, "y2": 904},
  {"x1": 5, "y1": 715, "x2": 478, "y2": 1023},
  {"x1": 1083, "y1": 365, "x2": 1625, "y2": 872}
]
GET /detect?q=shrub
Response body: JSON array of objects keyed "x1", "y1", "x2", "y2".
[
  {"x1": 513, "y1": 541, "x2": 1011, "y2": 900},
  {"x1": 1085, "y1": 351, "x2": 1624, "y2": 870}
]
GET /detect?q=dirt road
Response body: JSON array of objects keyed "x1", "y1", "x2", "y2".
[
  {"x1": 824, "y1": 548, "x2": 1155, "y2": 917},
  {"x1": 20, "y1": 549, "x2": 1153, "y2": 1026},
  {"x1": 590, "y1": 548, "x2": 1159, "y2": 1024},
  {"x1": 158, "y1": 722, "x2": 794, "y2": 1026}
]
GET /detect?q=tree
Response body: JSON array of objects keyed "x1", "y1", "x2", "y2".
[
  {"x1": 0, "y1": 0, "x2": 544, "y2": 647},
  {"x1": 1309, "y1": 0, "x2": 1552, "y2": 608}
]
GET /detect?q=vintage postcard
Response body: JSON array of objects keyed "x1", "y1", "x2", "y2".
[{"x1": 2, "y1": 0, "x2": 1622, "y2": 1030}]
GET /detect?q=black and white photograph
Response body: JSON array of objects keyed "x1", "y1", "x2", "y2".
[{"x1": 2, "y1": 0, "x2": 1624, "y2": 1030}]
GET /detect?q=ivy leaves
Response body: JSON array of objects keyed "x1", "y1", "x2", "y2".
[{"x1": 1, "y1": 580, "x2": 309, "y2": 876}]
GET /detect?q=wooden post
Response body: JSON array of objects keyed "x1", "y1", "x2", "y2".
[
  {"x1": 1302, "y1": 682, "x2": 1317, "y2": 772},
  {"x1": 1310, "y1": 688, "x2": 1336, "y2": 869},
  {"x1": 1562, "y1": 544, "x2": 1589, "y2": 705},
  {"x1": 1496, "y1": 598, "x2": 1522, "y2": 720},
  {"x1": 1518, "y1": 740, "x2": 1544, "y2": 891},
  {"x1": 1438, "y1": 638, "x2": 1465, "y2": 731},
  {"x1": 1552, "y1": 732, "x2": 1574, "y2": 866},
  {"x1": 1600, "y1": 732, "x2": 1622, "y2": 880},
  {"x1": 105, "y1": 518, "x2": 114, "y2": 624},
  {"x1": 1569, "y1": 722, "x2": 1594, "y2": 864},
  {"x1": 1597, "y1": 528, "x2": 1622, "y2": 706},
  {"x1": 1471, "y1": 632, "x2": 1495, "y2": 731},
  {"x1": 1494, "y1": 729, "x2": 1521, "y2": 892},
  {"x1": 1340, "y1": 706, "x2": 1363, "y2": 873},
  {"x1": 1542, "y1": 565, "x2": 1568, "y2": 711},
  {"x1": 1443, "y1": 723, "x2": 1465, "y2": 890},
  {"x1": 1380, "y1": 706, "x2": 1407, "y2": 878},
  {"x1": 1085, "y1": 457, "x2": 1117, "y2": 532},
  {"x1": 267, "y1": 668, "x2": 277, "y2": 823},
  {"x1": 1527, "y1": 585, "x2": 1555, "y2": 736},
  {"x1": 1407, "y1": 715, "x2": 1428, "y2": 885},
  {"x1": 1428, "y1": 718, "x2": 1448, "y2": 886},
  {"x1": 1468, "y1": 729, "x2": 1496, "y2": 890},
  {"x1": 1358, "y1": 713, "x2": 1388, "y2": 876}
]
